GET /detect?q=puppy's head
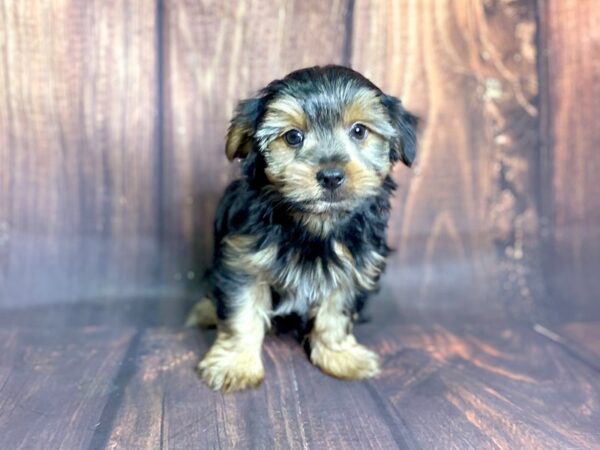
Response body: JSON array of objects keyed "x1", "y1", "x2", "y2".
[{"x1": 226, "y1": 66, "x2": 417, "y2": 214}]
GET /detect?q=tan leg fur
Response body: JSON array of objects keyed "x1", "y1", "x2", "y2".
[
  {"x1": 198, "y1": 282, "x2": 271, "y2": 392},
  {"x1": 309, "y1": 290, "x2": 381, "y2": 379}
]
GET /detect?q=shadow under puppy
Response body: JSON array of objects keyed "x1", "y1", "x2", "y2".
[{"x1": 189, "y1": 65, "x2": 417, "y2": 392}]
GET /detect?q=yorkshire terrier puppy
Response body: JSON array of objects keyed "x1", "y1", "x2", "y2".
[{"x1": 190, "y1": 65, "x2": 417, "y2": 392}]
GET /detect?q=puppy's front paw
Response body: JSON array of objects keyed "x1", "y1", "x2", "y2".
[
  {"x1": 198, "y1": 347, "x2": 264, "y2": 392},
  {"x1": 310, "y1": 337, "x2": 381, "y2": 380}
]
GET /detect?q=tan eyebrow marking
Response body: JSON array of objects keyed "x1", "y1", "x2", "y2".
[
  {"x1": 264, "y1": 95, "x2": 307, "y2": 131},
  {"x1": 343, "y1": 88, "x2": 395, "y2": 138}
]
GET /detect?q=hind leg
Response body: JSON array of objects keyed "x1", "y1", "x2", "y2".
[{"x1": 185, "y1": 297, "x2": 218, "y2": 328}]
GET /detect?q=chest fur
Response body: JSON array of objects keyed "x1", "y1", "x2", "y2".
[{"x1": 223, "y1": 235, "x2": 385, "y2": 316}]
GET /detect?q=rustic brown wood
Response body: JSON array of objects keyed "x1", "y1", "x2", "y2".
[
  {"x1": 0, "y1": 1, "x2": 160, "y2": 307},
  {"x1": 1, "y1": 301, "x2": 599, "y2": 449},
  {"x1": 0, "y1": 2, "x2": 595, "y2": 315},
  {"x1": 1, "y1": 1, "x2": 600, "y2": 448},
  {"x1": 538, "y1": 0, "x2": 600, "y2": 321},
  {"x1": 556, "y1": 321, "x2": 600, "y2": 368},
  {"x1": 160, "y1": 0, "x2": 354, "y2": 283},
  {"x1": 0, "y1": 324, "x2": 135, "y2": 449},
  {"x1": 350, "y1": 0, "x2": 541, "y2": 319},
  {"x1": 373, "y1": 320, "x2": 600, "y2": 450}
]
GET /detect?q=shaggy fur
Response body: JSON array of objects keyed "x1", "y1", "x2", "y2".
[{"x1": 192, "y1": 65, "x2": 417, "y2": 391}]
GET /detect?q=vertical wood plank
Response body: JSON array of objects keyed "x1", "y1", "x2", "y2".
[
  {"x1": 538, "y1": 0, "x2": 600, "y2": 320},
  {"x1": 351, "y1": 0, "x2": 540, "y2": 317},
  {"x1": 0, "y1": 1, "x2": 159, "y2": 306},
  {"x1": 161, "y1": 0, "x2": 352, "y2": 284}
]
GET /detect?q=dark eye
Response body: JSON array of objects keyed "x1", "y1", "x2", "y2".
[
  {"x1": 283, "y1": 129, "x2": 304, "y2": 147},
  {"x1": 350, "y1": 123, "x2": 368, "y2": 140}
]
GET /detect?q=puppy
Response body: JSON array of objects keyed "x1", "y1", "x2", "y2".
[{"x1": 192, "y1": 65, "x2": 417, "y2": 392}]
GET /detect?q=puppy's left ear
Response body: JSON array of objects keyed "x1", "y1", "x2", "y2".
[
  {"x1": 381, "y1": 94, "x2": 418, "y2": 167},
  {"x1": 225, "y1": 97, "x2": 263, "y2": 161}
]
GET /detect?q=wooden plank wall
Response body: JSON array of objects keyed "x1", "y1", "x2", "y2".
[
  {"x1": 350, "y1": 0, "x2": 539, "y2": 320},
  {"x1": 0, "y1": 1, "x2": 597, "y2": 322},
  {"x1": 0, "y1": 1, "x2": 160, "y2": 305},
  {"x1": 538, "y1": 0, "x2": 600, "y2": 322}
]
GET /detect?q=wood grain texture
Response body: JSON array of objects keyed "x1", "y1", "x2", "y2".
[
  {"x1": 1, "y1": 2, "x2": 600, "y2": 448},
  {"x1": 0, "y1": 1, "x2": 160, "y2": 306},
  {"x1": 160, "y1": 0, "x2": 354, "y2": 285},
  {"x1": 538, "y1": 0, "x2": 600, "y2": 321},
  {"x1": 373, "y1": 321, "x2": 600, "y2": 450},
  {"x1": 555, "y1": 321, "x2": 600, "y2": 368},
  {"x1": 350, "y1": 0, "x2": 541, "y2": 318},
  {"x1": 0, "y1": 325, "x2": 135, "y2": 449},
  {"x1": 1, "y1": 301, "x2": 599, "y2": 449},
  {"x1": 0, "y1": 1, "x2": 596, "y2": 324}
]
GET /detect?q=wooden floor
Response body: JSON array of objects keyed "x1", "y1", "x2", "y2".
[{"x1": 1, "y1": 295, "x2": 599, "y2": 450}]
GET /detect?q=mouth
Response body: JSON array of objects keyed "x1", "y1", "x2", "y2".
[
  {"x1": 320, "y1": 190, "x2": 345, "y2": 204},
  {"x1": 287, "y1": 186, "x2": 359, "y2": 214},
  {"x1": 298, "y1": 195, "x2": 355, "y2": 214}
]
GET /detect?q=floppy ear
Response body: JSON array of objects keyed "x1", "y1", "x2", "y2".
[
  {"x1": 381, "y1": 94, "x2": 418, "y2": 167},
  {"x1": 225, "y1": 97, "x2": 263, "y2": 161}
]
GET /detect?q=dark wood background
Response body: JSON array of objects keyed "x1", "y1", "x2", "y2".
[
  {"x1": 1, "y1": 1, "x2": 600, "y2": 449},
  {"x1": 1, "y1": 0, "x2": 597, "y2": 322}
]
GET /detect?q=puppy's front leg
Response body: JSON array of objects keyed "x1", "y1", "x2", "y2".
[
  {"x1": 309, "y1": 291, "x2": 380, "y2": 380},
  {"x1": 198, "y1": 282, "x2": 271, "y2": 392}
]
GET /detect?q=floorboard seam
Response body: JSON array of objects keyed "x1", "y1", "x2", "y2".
[
  {"x1": 86, "y1": 329, "x2": 145, "y2": 450},
  {"x1": 362, "y1": 381, "x2": 420, "y2": 450},
  {"x1": 533, "y1": 323, "x2": 600, "y2": 373}
]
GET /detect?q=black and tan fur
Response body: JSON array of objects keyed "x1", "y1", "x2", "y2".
[{"x1": 190, "y1": 65, "x2": 417, "y2": 392}]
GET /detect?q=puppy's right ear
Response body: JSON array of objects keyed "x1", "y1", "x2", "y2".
[{"x1": 225, "y1": 97, "x2": 263, "y2": 161}]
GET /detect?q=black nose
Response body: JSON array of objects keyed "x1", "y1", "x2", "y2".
[{"x1": 316, "y1": 168, "x2": 346, "y2": 190}]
